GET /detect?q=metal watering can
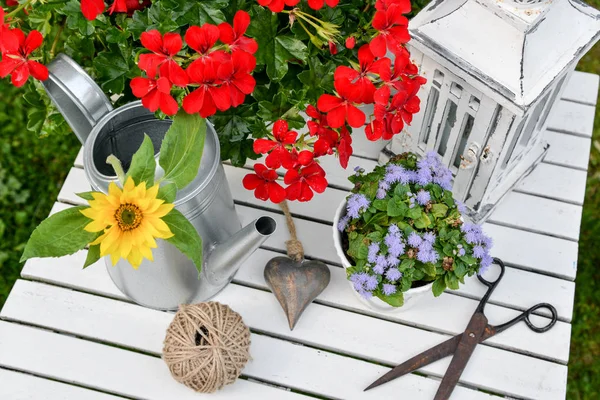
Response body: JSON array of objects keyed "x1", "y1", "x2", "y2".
[{"x1": 43, "y1": 54, "x2": 276, "y2": 310}]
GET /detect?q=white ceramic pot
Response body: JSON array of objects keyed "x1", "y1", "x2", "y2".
[{"x1": 332, "y1": 200, "x2": 434, "y2": 313}]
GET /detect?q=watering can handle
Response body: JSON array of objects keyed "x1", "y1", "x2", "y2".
[{"x1": 42, "y1": 53, "x2": 114, "y2": 145}]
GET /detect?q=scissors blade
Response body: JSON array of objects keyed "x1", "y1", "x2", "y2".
[
  {"x1": 364, "y1": 334, "x2": 462, "y2": 391},
  {"x1": 434, "y1": 312, "x2": 488, "y2": 400}
]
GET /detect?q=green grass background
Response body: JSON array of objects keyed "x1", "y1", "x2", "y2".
[{"x1": 0, "y1": 14, "x2": 599, "y2": 400}]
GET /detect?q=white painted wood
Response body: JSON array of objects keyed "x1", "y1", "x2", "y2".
[
  {"x1": 481, "y1": 223, "x2": 579, "y2": 281},
  {"x1": 0, "y1": 368, "x2": 125, "y2": 400},
  {"x1": 2, "y1": 280, "x2": 566, "y2": 399},
  {"x1": 74, "y1": 147, "x2": 84, "y2": 168},
  {"x1": 562, "y1": 71, "x2": 600, "y2": 105},
  {"x1": 546, "y1": 99, "x2": 596, "y2": 138},
  {"x1": 0, "y1": 321, "x2": 312, "y2": 400},
  {"x1": 487, "y1": 191, "x2": 582, "y2": 241},
  {"x1": 515, "y1": 162, "x2": 587, "y2": 205},
  {"x1": 545, "y1": 130, "x2": 592, "y2": 171},
  {"x1": 20, "y1": 247, "x2": 572, "y2": 364}
]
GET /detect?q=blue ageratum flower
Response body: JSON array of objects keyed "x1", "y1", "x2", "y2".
[{"x1": 346, "y1": 193, "x2": 370, "y2": 219}]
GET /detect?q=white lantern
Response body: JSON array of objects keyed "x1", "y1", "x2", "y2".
[{"x1": 381, "y1": 0, "x2": 600, "y2": 222}]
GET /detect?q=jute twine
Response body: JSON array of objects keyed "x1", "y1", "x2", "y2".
[
  {"x1": 162, "y1": 302, "x2": 251, "y2": 393},
  {"x1": 279, "y1": 200, "x2": 304, "y2": 262}
]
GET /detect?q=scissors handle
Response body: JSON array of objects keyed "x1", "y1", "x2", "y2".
[
  {"x1": 475, "y1": 257, "x2": 506, "y2": 314},
  {"x1": 492, "y1": 303, "x2": 558, "y2": 335}
]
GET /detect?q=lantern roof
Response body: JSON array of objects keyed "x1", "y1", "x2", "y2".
[{"x1": 409, "y1": 0, "x2": 600, "y2": 110}]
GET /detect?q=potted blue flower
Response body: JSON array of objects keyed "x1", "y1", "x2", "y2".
[{"x1": 332, "y1": 152, "x2": 493, "y2": 312}]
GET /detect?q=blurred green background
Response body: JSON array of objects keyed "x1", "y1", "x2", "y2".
[{"x1": 0, "y1": 4, "x2": 599, "y2": 399}]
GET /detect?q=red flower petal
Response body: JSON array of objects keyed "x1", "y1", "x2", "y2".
[
  {"x1": 233, "y1": 10, "x2": 251, "y2": 37},
  {"x1": 346, "y1": 105, "x2": 366, "y2": 128},
  {"x1": 253, "y1": 138, "x2": 277, "y2": 154},
  {"x1": 317, "y1": 94, "x2": 343, "y2": 112},
  {"x1": 369, "y1": 34, "x2": 387, "y2": 58},
  {"x1": 185, "y1": 24, "x2": 220, "y2": 54},
  {"x1": 159, "y1": 93, "x2": 179, "y2": 116},
  {"x1": 130, "y1": 77, "x2": 153, "y2": 98},
  {"x1": 163, "y1": 32, "x2": 183, "y2": 55},
  {"x1": 182, "y1": 87, "x2": 207, "y2": 114},
  {"x1": 218, "y1": 23, "x2": 235, "y2": 44},
  {"x1": 326, "y1": 105, "x2": 346, "y2": 128},
  {"x1": 308, "y1": 0, "x2": 324, "y2": 10},
  {"x1": 81, "y1": 0, "x2": 105, "y2": 21},
  {"x1": 0, "y1": 58, "x2": 19, "y2": 78},
  {"x1": 10, "y1": 63, "x2": 29, "y2": 87},
  {"x1": 139, "y1": 54, "x2": 164, "y2": 77},
  {"x1": 268, "y1": 181, "x2": 286, "y2": 203},
  {"x1": 243, "y1": 173, "x2": 262, "y2": 190},
  {"x1": 27, "y1": 61, "x2": 48, "y2": 81},
  {"x1": 140, "y1": 30, "x2": 163, "y2": 53},
  {"x1": 141, "y1": 88, "x2": 161, "y2": 112}
]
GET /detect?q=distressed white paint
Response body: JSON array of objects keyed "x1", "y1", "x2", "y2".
[
  {"x1": 2, "y1": 280, "x2": 568, "y2": 399},
  {"x1": 562, "y1": 71, "x2": 600, "y2": 105},
  {"x1": 390, "y1": 0, "x2": 599, "y2": 221},
  {"x1": 545, "y1": 130, "x2": 592, "y2": 171},
  {"x1": 0, "y1": 368, "x2": 126, "y2": 400}
]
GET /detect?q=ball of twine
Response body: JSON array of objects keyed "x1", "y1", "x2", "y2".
[{"x1": 162, "y1": 302, "x2": 251, "y2": 393}]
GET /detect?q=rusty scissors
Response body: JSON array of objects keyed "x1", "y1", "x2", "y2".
[{"x1": 364, "y1": 258, "x2": 558, "y2": 400}]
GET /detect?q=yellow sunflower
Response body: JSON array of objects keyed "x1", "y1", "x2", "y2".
[{"x1": 81, "y1": 176, "x2": 175, "y2": 268}]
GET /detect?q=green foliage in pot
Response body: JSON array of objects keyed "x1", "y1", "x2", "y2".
[{"x1": 337, "y1": 152, "x2": 493, "y2": 307}]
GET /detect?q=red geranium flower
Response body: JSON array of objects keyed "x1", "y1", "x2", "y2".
[
  {"x1": 284, "y1": 162, "x2": 327, "y2": 202},
  {"x1": 286, "y1": 149, "x2": 315, "y2": 170},
  {"x1": 0, "y1": 9, "x2": 18, "y2": 54},
  {"x1": 218, "y1": 11, "x2": 258, "y2": 55},
  {"x1": 256, "y1": 0, "x2": 300, "y2": 13},
  {"x1": 243, "y1": 163, "x2": 286, "y2": 203},
  {"x1": 253, "y1": 120, "x2": 297, "y2": 169},
  {"x1": 307, "y1": 0, "x2": 339, "y2": 10},
  {"x1": 375, "y1": 0, "x2": 411, "y2": 12},
  {"x1": 185, "y1": 24, "x2": 229, "y2": 64},
  {"x1": 328, "y1": 41, "x2": 338, "y2": 55},
  {"x1": 81, "y1": 0, "x2": 105, "y2": 20},
  {"x1": 333, "y1": 45, "x2": 386, "y2": 103},
  {"x1": 0, "y1": 29, "x2": 48, "y2": 87},
  {"x1": 336, "y1": 126, "x2": 353, "y2": 168},
  {"x1": 183, "y1": 58, "x2": 230, "y2": 118},
  {"x1": 108, "y1": 0, "x2": 150, "y2": 15},
  {"x1": 317, "y1": 79, "x2": 365, "y2": 129},
  {"x1": 130, "y1": 75, "x2": 178, "y2": 116},
  {"x1": 217, "y1": 50, "x2": 256, "y2": 107},
  {"x1": 345, "y1": 37, "x2": 356, "y2": 49},
  {"x1": 370, "y1": 4, "x2": 410, "y2": 57},
  {"x1": 138, "y1": 30, "x2": 188, "y2": 87}
]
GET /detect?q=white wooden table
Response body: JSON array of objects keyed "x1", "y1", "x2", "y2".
[{"x1": 0, "y1": 71, "x2": 597, "y2": 400}]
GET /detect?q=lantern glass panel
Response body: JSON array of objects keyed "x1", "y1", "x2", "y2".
[
  {"x1": 419, "y1": 87, "x2": 440, "y2": 148},
  {"x1": 520, "y1": 93, "x2": 550, "y2": 146},
  {"x1": 502, "y1": 117, "x2": 526, "y2": 168},
  {"x1": 453, "y1": 114, "x2": 475, "y2": 169},
  {"x1": 437, "y1": 99, "x2": 458, "y2": 157}
]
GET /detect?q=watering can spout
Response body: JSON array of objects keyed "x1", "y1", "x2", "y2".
[{"x1": 205, "y1": 216, "x2": 277, "y2": 287}]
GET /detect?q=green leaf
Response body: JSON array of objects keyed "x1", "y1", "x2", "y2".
[
  {"x1": 413, "y1": 213, "x2": 432, "y2": 229},
  {"x1": 445, "y1": 273, "x2": 460, "y2": 290},
  {"x1": 454, "y1": 260, "x2": 467, "y2": 278},
  {"x1": 394, "y1": 184, "x2": 410, "y2": 197},
  {"x1": 257, "y1": 92, "x2": 305, "y2": 128},
  {"x1": 407, "y1": 206, "x2": 422, "y2": 220},
  {"x1": 431, "y1": 203, "x2": 449, "y2": 218},
  {"x1": 432, "y1": 277, "x2": 446, "y2": 297},
  {"x1": 459, "y1": 254, "x2": 478, "y2": 265},
  {"x1": 157, "y1": 182, "x2": 178, "y2": 203},
  {"x1": 297, "y1": 57, "x2": 335, "y2": 98},
  {"x1": 159, "y1": 111, "x2": 206, "y2": 190},
  {"x1": 418, "y1": 261, "x2": 436, "y2": 278},
  {"x1": 21, "y1": 206, "x2": 97, "y2": 262},
  {"x1": 83, "y1": 245, "x2": 101, "y2": 269},
  {"x1": 376, "y1": 290, "x2": 404, "y2": 307},
  {"x1": 373, "y1": 199, "x2": 388, "y2": 211},
  {"x1": 163, "y1": 209, "x2": 203, "y2": 275},
  {"x1": 212, "y1": 104, "x2": 256, "y2": 142},
  {"x1": 247, "y1": 5, "x2": 308, "y2": 82},
  {"x1": 126, "y1": 134, "x2": 156, "y2": 186},
  {"x1": 356, "y1": 241, "x2": 369, "y2": 260},
  {"x1": 387, "y1": 197, "x2": 408, "y2": 217},
  {"x1": 76, "y1": 192, "x2": 95, "y2": 201},
  {"x1": 93, "y1": 43, "x2": 135, "y2": 93},
  {"x1": 399, "y1": 258, "x2": 415, "y2": 271}
]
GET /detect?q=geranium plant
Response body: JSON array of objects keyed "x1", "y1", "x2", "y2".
[
  {"x1": 20, "y1": 111, "x2": 205, "y2": 272},
  {"x1": 337, "y1": 152, "x2": 493, "y2": 306},
  {"x1": 0, "y1": 0, "x2": 425, "y2": 204}
]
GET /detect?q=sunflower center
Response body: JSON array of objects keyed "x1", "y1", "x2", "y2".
[{"x1": 115, "y1": 203, "x2": 143, "y2": 231}]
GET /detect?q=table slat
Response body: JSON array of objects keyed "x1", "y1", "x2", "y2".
[
  {"x1": 546, "y1": 99, "x2": 595, "y2": 137},
  {"x1": 0, "y1": 368, "x2": 126, "y2": 400},
  {"x1": 545, "y1": 130, "x2": 592, "y2": 171},
  {"x1": 0, "y1": 321, "x2": 308, "y2": 400},
  {"x1": 2, "y1": 280, "x2": 566, "y2": 399},
  {"x1": 562, "y1": 71, "x2": 599, "y2": 105},
  {"x1": 515, "y1": 162, "x2": 587, "y2": 205},
  {"x1": 1, "y1": 284, "x2": 496, "y2": 400},
  {"x1": 20, "y1": 244, "x2": 572, "y2": 364}
]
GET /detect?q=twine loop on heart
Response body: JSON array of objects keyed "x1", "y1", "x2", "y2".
[
  {"x1": 162, "y1": 302, "x2": 251, "y2": 393},
  {"x1": 280, "y1": 200, "x2": 304, "y2": 262}
]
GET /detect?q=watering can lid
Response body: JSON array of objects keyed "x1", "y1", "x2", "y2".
[{"x1": 42, "y1": 53, "x2": 114, "y2": 144}]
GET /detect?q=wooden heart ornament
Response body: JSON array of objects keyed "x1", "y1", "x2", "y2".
[{"x1": 264, "y1": 256, "x2": 331, "y2": 330}]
